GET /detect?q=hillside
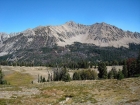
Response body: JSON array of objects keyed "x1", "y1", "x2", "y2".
[
  {"x1": 0, "y1": 42, "x2": 140, "y2": 66},
  {"x1": 0, "y1": 21, "x2": 140, "y2": 64}
]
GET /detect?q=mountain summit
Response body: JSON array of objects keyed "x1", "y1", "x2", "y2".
[{"x1": 0, "y1": 21, "x2": 140, "y2": 56}]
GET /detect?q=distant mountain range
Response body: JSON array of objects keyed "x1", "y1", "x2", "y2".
[{"x1": 0, "y1": 21, "x2": 140, "y2": 63}]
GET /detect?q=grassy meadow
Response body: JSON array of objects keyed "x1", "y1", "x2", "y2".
[{"x1": 0, "y1": 66, "x2": 140, "y2": 105}]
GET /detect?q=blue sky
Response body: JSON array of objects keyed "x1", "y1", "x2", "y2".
[{"x1": 0, "y1": 0, "x2": 140, "y2": 33}]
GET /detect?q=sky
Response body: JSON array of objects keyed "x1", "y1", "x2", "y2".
[{"x1": 0, "y1": 0, "x2": 140, "y2": 33}]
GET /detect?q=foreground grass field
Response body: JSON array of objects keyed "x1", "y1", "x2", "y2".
[{"x1": 0, "y1": 66, "x2": 140, "y2": 105}]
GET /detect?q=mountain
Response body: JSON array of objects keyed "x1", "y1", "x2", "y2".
[{"x1": 0, "y1": 21, "x2": 140, "y2": 64}]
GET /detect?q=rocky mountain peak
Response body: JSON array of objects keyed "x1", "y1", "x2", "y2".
[
  {"x1": 65, "y1": 21, "x2": 77, "y2": 25},
  {"x1": 0, "y1": 21, "x2": 140, "y2": 56},
  {"x1": 65, "y1": 21, "x2": 80, "y2": 27}
]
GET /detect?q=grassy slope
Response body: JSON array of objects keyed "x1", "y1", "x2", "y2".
[{"x1": 0, "y1": 66, "x2": 140, "y2": 105}]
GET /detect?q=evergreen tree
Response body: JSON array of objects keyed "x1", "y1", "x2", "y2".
[
  {"x1": 122, "y1": 60, "x2": 128, "y2": 78},
  {"x1": 0, "y1": 66, "x2": 4, "y2": 84},
  {"x1": 108, "y1": 67, "x2": 118, "y2": 79},
  {"x1": 73, "y1": 72, "x2": 81, "y2": 80},
  {"x1": 136, "y1": 50, "x2": 140, "y2": 75},
  {"x1": 111, "y1": 67, "x2": 118, "y2": 79},
  {"x1": 126, "y1": 58, "x2": 136, "y2": 77},
  {"x1": 129, "y1": 60, "x2": 137, "y2": 76},
  {"x1": 62, "y1": 73, "x2": 71, "y2": 82},
  {"x1": 98, "y1": 62, "x2": 108, "y2": 79},
  {"x1": 117, "y1": 70, "x2": 124, "y2": 80},
  {"x1": 61, "y1": 66, "x2": 71, "y2": 82},
  {"x1": 0, "y1": 66, "x2": 7, "y2": 84},
  {"x1": 108, "y1": 70, "x2": 114, "y2": 79},
  {"x1": 42, "y1": 77, "x2": 46, "y2": 82}
]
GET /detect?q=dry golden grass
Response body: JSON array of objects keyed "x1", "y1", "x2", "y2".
[
  {"x1": 4, "y1": 71, "x2": 33, "y2": 86},
  {"x1": 0, "y1": 78, "x2": 140, "y2": 105},
  {"x1": 0, "y1": 66, "x2": 140, "y2": 105},
  {"x1": 13, "y1": 78, "x2": 139, "y2": 105}
]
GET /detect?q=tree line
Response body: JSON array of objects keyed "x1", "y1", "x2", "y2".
[
  {"x1": 1, "y1": 51, "x2": 140, "y2": 84},
  {"x1": 0, "y1": 66, "x2": 7, "y2": 84},
  {"x1": 51, "y1": 51, "x2": 140, "y2": 82}
]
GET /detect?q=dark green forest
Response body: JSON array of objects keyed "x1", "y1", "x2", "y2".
[{"x1": 0, "y1": 42, "x2": 140, "y2": 68}]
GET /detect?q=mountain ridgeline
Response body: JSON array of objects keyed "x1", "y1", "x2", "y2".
[{"x1": 0, "y1": 21, "x2": 140, "y2": 65}]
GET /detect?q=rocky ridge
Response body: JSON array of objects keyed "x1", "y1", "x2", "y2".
[{"x1": 0, "y1": 21, "x2": 140, "y2": 56}]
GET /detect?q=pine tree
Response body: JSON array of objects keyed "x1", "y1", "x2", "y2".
[
  {"x1": 136, "y1": 50, "x2": 140, "y2": 75},
  {"x1": 73, "y1": 72, "x2": 81, "y2": 80},
  {"x1": 61, "y1": 67, "x2": 71, "y2": 82},
  {"x1": 122, "y1": 60, "x2": 128, "y2": 78},
  {"x1": 117, "y1": 70, "x2": 124, "y2": 80},
  {"x1": 62, "y1": 73, "x2": 71, "y2": 82},
  {"x1": 42, "y1": 77, "x2": 46, "y2": 82},
  {"x1": 108, "y1": 70, "x2": 114, "y2": 79},
  {"x1": 129, "y1": 61, "x2": 137, "y2": 76},
  {"x1": 0, "y1": 66, "x2": 4, "y2": 84},
  {"x1": 127, "y1": 58, "x2": 136, "y2": 77},
  {"x1": 98, "y1": 62, "x2": 108, "y2": 79},
  {"x1": 0, "y1": 66, "x2": 6, "y2": 84},
  {"x1": 112, "y1": 67, "x2": 118, "y2": 79},
  {"x1": 108, "y1": 67, "x2": 118, "y2": 79}
]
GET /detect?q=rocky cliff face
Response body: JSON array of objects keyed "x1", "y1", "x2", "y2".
[{"x1": 0, "y1": 21, "x2": 140, "y2": 56}]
